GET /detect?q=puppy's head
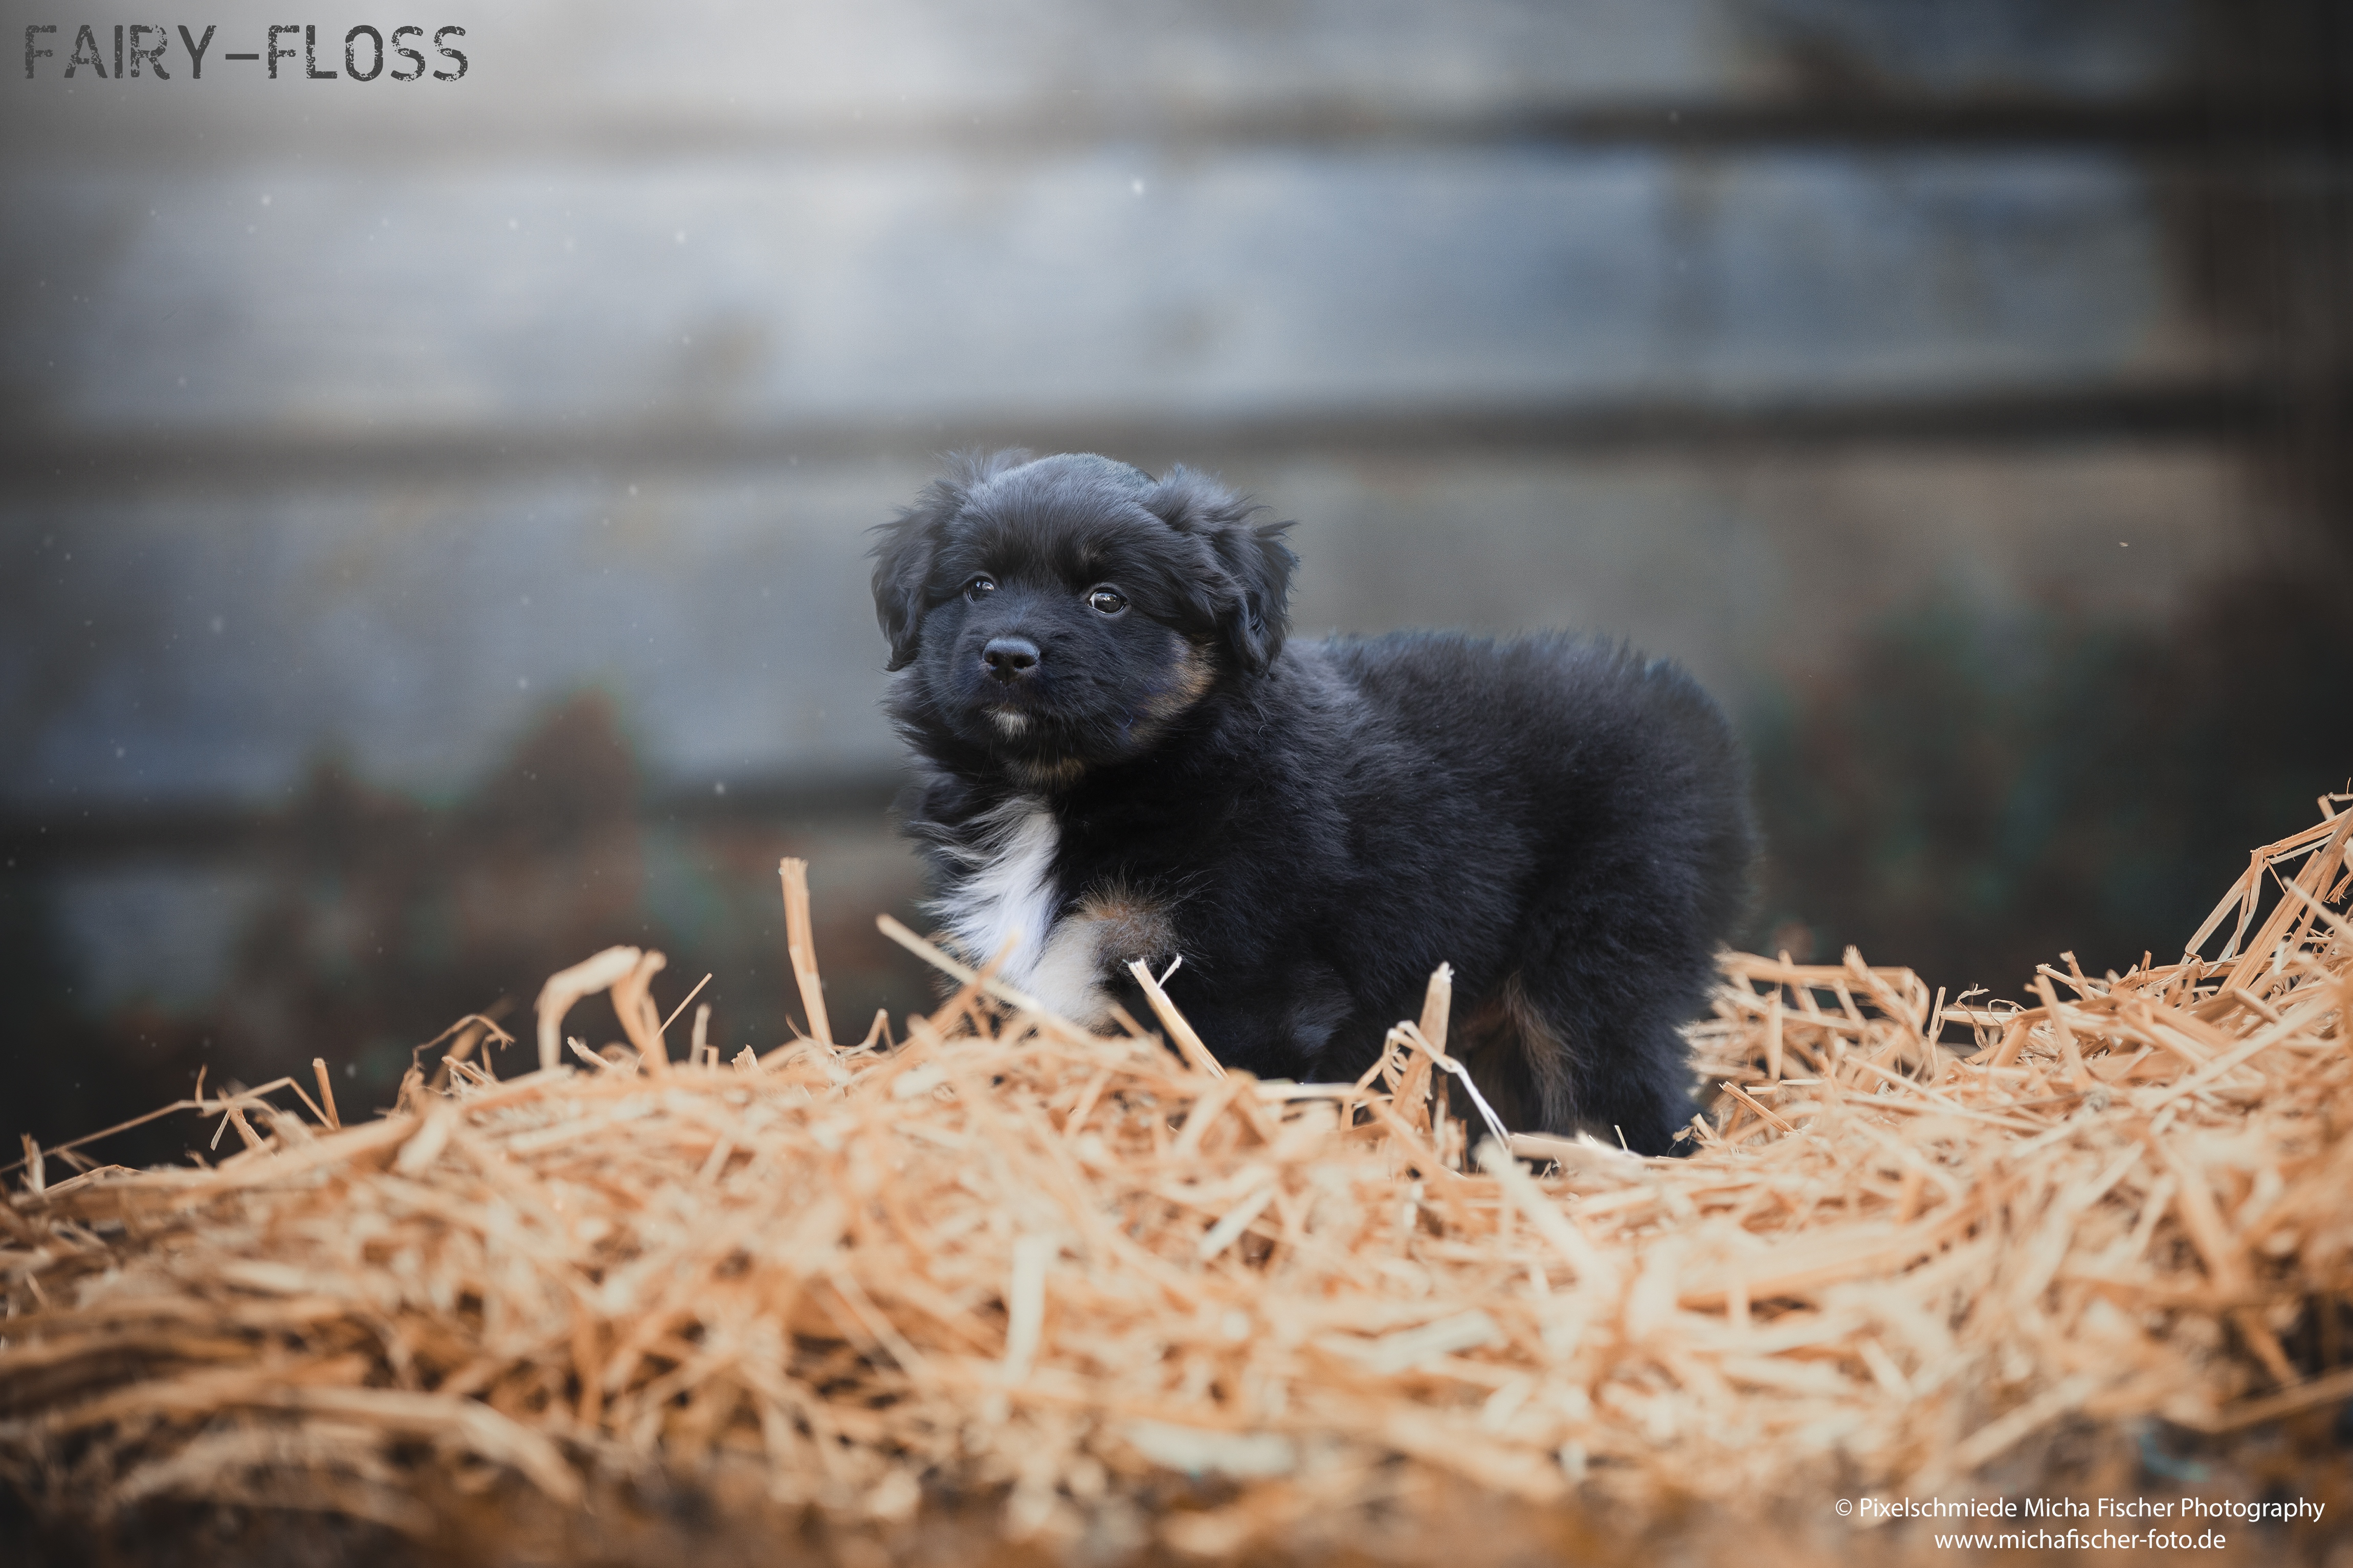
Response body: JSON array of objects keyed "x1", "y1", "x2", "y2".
[{"x1": 871, "y1": 451, "x2": 1295, "y2": 782}]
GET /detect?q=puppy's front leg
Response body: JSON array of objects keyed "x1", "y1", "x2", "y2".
[{"x1": 1114, "y1": 959, "x2": 1357, "y2": 1085}]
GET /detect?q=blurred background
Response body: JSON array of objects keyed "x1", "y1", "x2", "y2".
[{"x1": 3, "y1": 1, "x2": 2348, "y2": 1167}]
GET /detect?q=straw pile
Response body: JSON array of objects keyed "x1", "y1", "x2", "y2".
[{"x1": 4, "y1": 807, "x2": 2350, "y2": 1559}]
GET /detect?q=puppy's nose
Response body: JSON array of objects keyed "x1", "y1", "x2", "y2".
[{"x1": 982, "y1": 636, "x2": 1040, "y2": 682}]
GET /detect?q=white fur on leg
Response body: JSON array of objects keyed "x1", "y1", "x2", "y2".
[{"x1": 1027, "y1": 917, "x2": 1115, "y2": 1028}]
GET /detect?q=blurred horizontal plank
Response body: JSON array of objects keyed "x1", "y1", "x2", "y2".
[
  {"x1": 13, "y1": 97, "x2": 2347, "y2": 169},
  {"x1": 1, "y1": 462, "x2": 920, "y2": 813},
  {"x1": 26, "y1": 794, "x2": 925, "y2": 1023},
  {"x1": 0, "y1": 443, "x2": 2262, "y2": 819},
  {"x1": 3, "y1": 150, "x2": 2199, "y2": 443},
  {"x1": 0, "y1": 380, "x2": 2299, "y2": 497},
  {"x1": 0, "y1": 777, "x2": 902, "y2": 869},
  {"x1": 2, "y1": 0, "x2": 2250, "y2": 170}
]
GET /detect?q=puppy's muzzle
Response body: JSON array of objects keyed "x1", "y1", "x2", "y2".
[{"x1": 982, "y1": 636, "x2": 1041, "y2": 684}]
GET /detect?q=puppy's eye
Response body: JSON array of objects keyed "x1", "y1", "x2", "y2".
[
  {"x1": 1086, "y1": 586, "x2": 1128, "y2": 616},
  {"x1": 964, "y1": 575, "x2": 996, "y2": 601}
]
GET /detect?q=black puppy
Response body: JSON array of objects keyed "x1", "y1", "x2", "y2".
[{"x1": 871, "y1": 451, "x2": 1752, "y2": 1154}]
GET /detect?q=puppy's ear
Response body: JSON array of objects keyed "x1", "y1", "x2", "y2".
[
  {"x1": 1144, "y1": 466, "x2": 1297, "y2": 674},
  {"x1": 868, "y1": 451, "x2": 1027, "y2": 671},
  {"x1": 870, "y1": 480, "x2": 961, "y2": 671}
]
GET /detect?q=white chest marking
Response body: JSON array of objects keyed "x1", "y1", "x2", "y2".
[
  {"x1": 932, "y1": 798, "x2": 1115, "y2": 1028},
  {"x1": 936, "y1": 799, "x2": 1058, "y2": 982}
]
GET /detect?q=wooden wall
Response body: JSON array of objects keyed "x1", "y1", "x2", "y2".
[{"x1": 3, "y1": 0, "x2": 2346, "y2": 1144}]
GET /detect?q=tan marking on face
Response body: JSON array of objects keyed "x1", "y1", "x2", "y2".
[{"x1": 1129, "y1": 637, "x2": 1215, "y2": 744}]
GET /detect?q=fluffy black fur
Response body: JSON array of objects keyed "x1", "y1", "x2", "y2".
[{"x1": 871, "y1": 451, "x2": 1753, "y2": 1154}]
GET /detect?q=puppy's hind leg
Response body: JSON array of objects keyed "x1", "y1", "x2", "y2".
[
  {"x1": 1447, "y1": 982, "x2": 1559, "y2": 1143},
  {"x1": 1503, "y1": 973, "x2": 1699, "y2": 1157},
  {"x1": 1581, "y1": 1009, "x2": 1702, "y2": 1157}
]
